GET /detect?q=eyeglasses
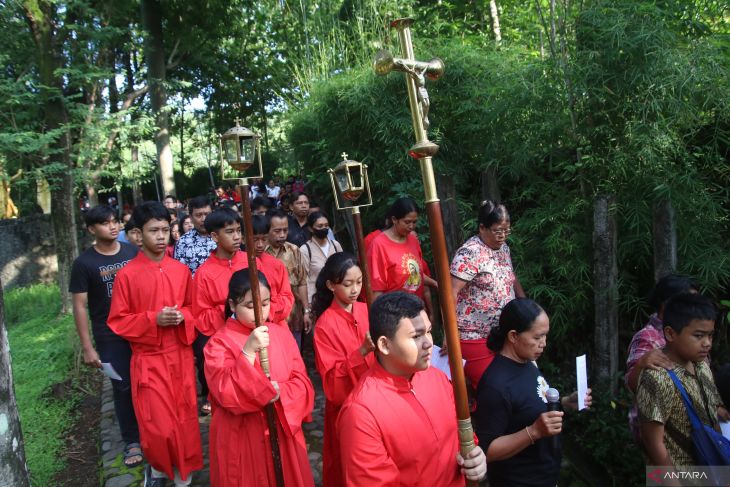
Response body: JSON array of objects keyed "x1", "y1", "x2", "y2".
[{"x1": 488, "y1": 227, "x2": 512, "y2": 237}]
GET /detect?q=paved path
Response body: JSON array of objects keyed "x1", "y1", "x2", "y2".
[{"x1": 101, "y1": 350, "x2": 325, "y2": 487}]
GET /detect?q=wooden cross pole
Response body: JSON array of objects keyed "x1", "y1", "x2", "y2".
[{"x1": 377, "y1": 18, "x2": 478, "y2": 486}]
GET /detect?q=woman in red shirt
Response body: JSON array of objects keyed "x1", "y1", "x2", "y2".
[{"x1": 367, "y1": 197, "x2": 437, "y2": 317}]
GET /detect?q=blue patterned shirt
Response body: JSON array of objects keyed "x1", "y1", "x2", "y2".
[{"x1": 173, "y1": 228, "x2": 217, "y2": 276}]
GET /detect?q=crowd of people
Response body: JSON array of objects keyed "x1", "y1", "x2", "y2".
[{"x1": 69, "y1": 188, "x2": 729, "y2": 486}]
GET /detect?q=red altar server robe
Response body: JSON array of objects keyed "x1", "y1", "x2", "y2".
[
  {"x1": 338, "y1": 362, "x2": 464, "y2": 487},
  {"x1": 204, "y1": 318, "x2": 315, "y2": 487},
  {"x1": 313, "y1": 301, "x2": 374, "y2": 487},
  {"x1": 192, "y1": 250, "x2": 294, "y2": 335},
  {"x1": 107, "y1": 252, "x2": 202, "y2": 480}
]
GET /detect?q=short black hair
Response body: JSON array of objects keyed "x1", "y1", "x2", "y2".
[
  {"x1": 663, "y1": 293, "x2": 716, "y2": 333},
  {"x1": 307, "y1": 210, "x2": 328, "y2": 228},
  {"x1": 290, "y1": 191, "x2": 309, "y2": 204},
  {"x1": 251, "y1": 196, "x2": 272, "y2": 211},
  {"x1": 267, "y1": 208, "x2": 288, "y2": 221},
  {"x1": 124, "y1": 218, "x2": 138, "y2": 232},
  {"x1": 85, "y1": 205, "x2": 117, "y2": 227},
  {"x1": 252, "y1": 215, "x2": 270, "y2": 235},
  {"x1": 132, "y1": 201, "x2": 170, "y2": 228},
  {"x1": 649, "y1": 274, "x2": 699, "y2": 313},
  {"x1": 188, "y1": 195, "x2": 211, "y2": 213},
  {"x1": 164, "y1": 194, "x2": 177, "y2": 202},
  {"x1": 204, "y1": 207, "x2": 242, "y2": 234},
  {"x1": 370, "y1": 292, "x2": 424, "y2": 343}
]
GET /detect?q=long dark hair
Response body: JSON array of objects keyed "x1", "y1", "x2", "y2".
[
  {"x1": 224, "y1": 269, "x2": 271, "y2": 319},
  {"x1": 384, "y1": 197, "x2": 419, "y2": 228},
  {"x1": 311, "y1": 252, "x2": 359, "y2": 319},
  {"x1": 487, "y1": 298, "x2": 545, "y2": 352}
]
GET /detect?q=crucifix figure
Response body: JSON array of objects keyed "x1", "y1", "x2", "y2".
[{"x1": 392, "y1": 59, "x2": 431, "y2": 130}]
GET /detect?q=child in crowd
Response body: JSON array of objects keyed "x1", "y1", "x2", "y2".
[
  {"x1": 638, "y1": 293, "x2": 730, "y2": 467},
  {"x1": 312, "y1": 253, "x2": 375, "y2": 487},
  {"x1": 107, "y1": 201, "x2": 202, "y2": 486},
  {"x1": 204, "y1": 270, "x2": 315, "y2": 486}
]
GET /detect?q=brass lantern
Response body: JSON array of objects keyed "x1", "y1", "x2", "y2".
[
  {"x1": 328, "y1": 153, "x2": 372, "y2": 210},
  {"x1": 219, "y1": 119, "x2": 263, "y2": 181}
]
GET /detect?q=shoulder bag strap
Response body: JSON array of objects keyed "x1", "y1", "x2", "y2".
[{"x1": 667, "y1": 369, "x2": 704, "y2": 430}]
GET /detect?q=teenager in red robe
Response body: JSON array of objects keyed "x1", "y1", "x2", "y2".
[
  {"x1": 312, "y1": 253, "x2": 375, "y2": 486},
  {"x1": 338, "y1": 292, "x2": 487, "y2": 486},
  {"x1": 193, "y1": 210, "x2": 294, "y2": 336},
  {"x1": 108, "y1": 202, "x2": 202, "y2": 486},
  {"x1": 204, "y1": 269, "x2": 315, "y2": 487}
]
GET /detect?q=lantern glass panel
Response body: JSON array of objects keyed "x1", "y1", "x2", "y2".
[
  {"x1": 348, "y1": 166, "x2": 363, "y2": 189},
  {"x1": 239, "y1": 137, "x2": 255, "y2": 164},
  {"x1": 223, "y1": 138, "x2": 238, "y2": 163},
  {"x1": 335, "y1": 170, "x2": 349, "y2": 192}
]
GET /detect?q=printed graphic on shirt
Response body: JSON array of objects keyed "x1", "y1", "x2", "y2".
[
  {"x1": 401, "y1": 252, "x2": 422, "y2": 292},
  {"x1": 536, "y1": 376, "x2": 549, "y2": 403},
  {"x1": 99, "y1": 260, "x2": 132, "y2": 297}
]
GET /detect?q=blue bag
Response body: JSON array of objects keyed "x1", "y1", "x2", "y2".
[{"x1": 667, "y1": 369, "x2": 730, "y2": 469}]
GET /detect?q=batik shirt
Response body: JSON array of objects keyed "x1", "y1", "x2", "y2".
[
  {"x1": 173, "y1": 228, "x2": 217, "y2": 276},
  {"x1": 450, "y1": 236, "x2": 516, "y2": 341},
  {"x1": 638, "y1": 361, "x2": 723, "y2": 467}
]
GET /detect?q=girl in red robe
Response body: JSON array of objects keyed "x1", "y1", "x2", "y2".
[
  {"x1": 204, "y1": 269, "x2": 315, "y2": 487},
  {"x1": 312, "y1": 252, "x2": 375, "y2": 486}
]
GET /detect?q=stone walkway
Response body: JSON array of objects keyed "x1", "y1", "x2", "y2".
[{"x1": 101, "y1": 350, "x2": 325, "y2": 487}]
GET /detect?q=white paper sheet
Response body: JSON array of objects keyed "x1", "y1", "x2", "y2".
[
  {"x1": 576, "y1": 354, "x2": 588, "y2": 411},
  {"x1": 430, "y1": 345, "x2": 466, "y2": 381},
  {"x1": 101, "y1": 362, "x2": 123, "y2": 381},
  {"x1": 721, "y1": 422, "x2": 730, "y2": 441}
]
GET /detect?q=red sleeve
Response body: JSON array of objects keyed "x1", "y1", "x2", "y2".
[
  {"x1": 176, "y1": 270, "x2": 197, "y2": 345},
  {"x1": 108, "y1": 271, "x2": 160, "y2": 346},
  {"x1": 192, "y1": 272, "x2": 225, "y2": 336},
  {"x1": 274, "y1": 329, "x2": 315, "y2": 435},
  {"x1": 266, "y1": 259, "x2": 295, "y2": 324},
  {"x1": 339, "y1": 402, "x2": 400, "y2": 486},
  {"x1": 367, "y1": 239, "x2": 390, "y2": 293},
  {"x1": 314, "y1": 318, "x2": 369, "y2": 405},
  {"x1": 204, "y1": 334, "x2": 278, "y2": 414}
]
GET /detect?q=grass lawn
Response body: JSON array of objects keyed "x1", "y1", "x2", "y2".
[{"x1": 5, "y1": 283, "x2": 90, "y2": 486}]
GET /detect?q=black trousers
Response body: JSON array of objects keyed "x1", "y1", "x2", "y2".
[
  {"x1": 95, "y1": 335, "x2": 140, "y2": 445},
  {"x1": 192, "y1": 333, "x2": 210, "y2": 399}
]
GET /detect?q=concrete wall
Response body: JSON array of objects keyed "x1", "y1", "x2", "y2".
[{"x1": 0, "y1": 215, "x2": 57, "y2": 289}]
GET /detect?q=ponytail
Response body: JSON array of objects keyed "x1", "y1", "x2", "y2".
[{"x1": 486, "y1": 298, "x2": 544, "y2": 352}]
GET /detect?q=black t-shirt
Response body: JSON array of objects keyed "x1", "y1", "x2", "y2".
[
  {"x1": 286, "y1": 215, "x2": 311, "y2": 248},
  {"x1": 474, "y1": 354, "x2": 561, "y2": 487},
  {"x1": 69, "y1": 242, "x2": 138, "y2": 340}
]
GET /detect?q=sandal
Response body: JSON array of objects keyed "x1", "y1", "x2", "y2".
[
  {"x1": 200, "y1": 401, "x2": 212, "y2": 416},
  {"x1": 123, "y1": 442, "x2": 144, "y2": 468}
]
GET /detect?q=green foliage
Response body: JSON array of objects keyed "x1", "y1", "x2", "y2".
[{"x1": 6, "y1": 284, "x2": 85, "y2": 485}]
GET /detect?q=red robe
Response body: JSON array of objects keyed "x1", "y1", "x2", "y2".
[
  {"x1": 192, "y1": 250, "x2": 294, "y2": 335},
  {"x1": 313, "y1": 301, "x2": 374, "y2": 487},
  {"x1": 204, "y1": 318, "x2": 315, "y2": 487},
  {"x1": 338, "y1": 362, "x2": 464, "y2": 486},
  {"x1": 107, "y1": 252, "x2": 203, "y2": 480}
]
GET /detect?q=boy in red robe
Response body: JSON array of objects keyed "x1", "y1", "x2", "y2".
[
  {"x1": 107, "y1": 202, "x2": 202, "y2": 487},
  {"x1": 338, "y1": 292, "x2": 486, "y2": 486},
  {"x1": 205, "y1": 269, "x2": 315, "y2": 486},
  {"x1": 193, "y1": 209, "x2": 294, "y2": 336}
]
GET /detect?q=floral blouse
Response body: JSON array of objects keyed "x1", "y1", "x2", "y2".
[{"x1": 450, "y1": 235, "x2": 516, "y2": 341}]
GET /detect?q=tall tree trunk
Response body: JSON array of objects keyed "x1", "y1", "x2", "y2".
[
  {"x1": 593, "y1": 195, "x2": 618, "y2": 393},
  {"x1": 437, "y1": 173, "x2": 462, "y2": 260},
  {"x1": 0, "y1": 280, "x2": 31, "y2": 487},
  {"x1": 489, "y1": 0, "x2": 502, "y2": 44},
  {"x1": 652, "y1": 198, "x2": 677, "y2": 282},
  {"x1": 131, "y1": 146, "x2": 143, "y2": 205},
  {"x1": 24, "y1": 0, "x2": 79, "y2": 314},
  {"x1": 141, "y1": 0, "x2": 176, "y2": 197},
  {"x1": 480, "y1": 167, "x2": 501, "y2": 204}
]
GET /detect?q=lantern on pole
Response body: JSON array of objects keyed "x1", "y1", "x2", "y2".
[
  {"x1": 218, "y1": 120, "x2": 284, "y2": 487},
  {"x1": 328, "y1": 153, "x2": 374, "y2": 305}
]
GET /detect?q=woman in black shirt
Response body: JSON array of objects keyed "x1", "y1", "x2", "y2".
[{"x1": 474, "y1": 298, "x2": 592, "y2": 487}]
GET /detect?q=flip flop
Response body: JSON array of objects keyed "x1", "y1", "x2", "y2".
[{"x1": 123, "y1": 442, "x2": 144, "y2": 468}]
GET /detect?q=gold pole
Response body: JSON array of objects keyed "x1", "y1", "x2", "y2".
[{"x1": 390, "y1": 18, "x2": 478, "y2": 480}]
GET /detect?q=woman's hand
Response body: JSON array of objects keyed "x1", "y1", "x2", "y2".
[
  {"x1": 638, "y1": 348, "x2": 674, "y2": 372},
  {"x1": 359, "y1": 332, "x2": 375, "y2": 356},
  {"x1": 531, "y1": 411, "x2": 563, "y2": 439},
  {"x1": 562, "y1": 388, "x2": 593, "y2": 411},
  {"x1": 243, "y1": 326, "x2": 270, "y2": 357},
  {"x1": 456, "y1": 446, "x2": 487, "y2": 482}
]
